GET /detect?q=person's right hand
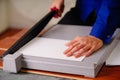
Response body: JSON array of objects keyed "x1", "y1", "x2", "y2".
[{"x1": 50, "y1": 0, "x2": 64, "y2": 18}]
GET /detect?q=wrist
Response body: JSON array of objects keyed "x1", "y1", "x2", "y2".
[{"x1": 88, "y1": 35, "x2": 103, "y2": 43}]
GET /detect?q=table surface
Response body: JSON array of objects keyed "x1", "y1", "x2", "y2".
[{"x1": 0, "y1": 28, "x2": 120, "y2": 80}]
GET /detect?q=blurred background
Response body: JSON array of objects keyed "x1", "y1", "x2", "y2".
[{"x1": 0, "y1": 0, "x2": 76, "y2": 33}]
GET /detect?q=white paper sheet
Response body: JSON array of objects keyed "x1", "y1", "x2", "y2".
[
  {"x1": 106, "y1": 41, "x2": 120, "y2": 66},
  {"x1": 19, "y1": 37, "x2": 85, "y2": 62}
]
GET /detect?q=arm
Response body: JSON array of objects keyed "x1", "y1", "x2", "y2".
[
  {"x1": 64, "y1": 0, "x2": 119, "y2": 58},
  {"x1": 90, "y1": 0, "x2": 119, "y2": 43}
]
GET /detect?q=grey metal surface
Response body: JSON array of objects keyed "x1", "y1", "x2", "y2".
[
  {"x1": 42, "y1": 24, "x2": 91, "y2": 40},
  {"x1": 3, "y1": 53, "x2": 22, "y2": 73},
  {"x1": 3, "y1": 24, "x2": 120, "y2": 78}
]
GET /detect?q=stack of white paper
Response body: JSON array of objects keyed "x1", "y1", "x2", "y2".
[{"x1": 20, "y1": 37, "x2": 85, "y2": 62}]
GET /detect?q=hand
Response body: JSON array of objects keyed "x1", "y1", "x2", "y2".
[
  {"x1": 50, "y1": 0, "x2": 64, "y2": 18},
  {"x1": 64, "y1": 35, "x2": 103, "y2": 58}
]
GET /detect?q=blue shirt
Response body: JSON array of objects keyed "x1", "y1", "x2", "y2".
[{"x1": 76, "y1": 0, "x2": 120, "y2": 43}]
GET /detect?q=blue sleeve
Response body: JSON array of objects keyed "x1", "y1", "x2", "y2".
[{"x1": 90, "y1": 0, "x2": 119, "y2": 43}]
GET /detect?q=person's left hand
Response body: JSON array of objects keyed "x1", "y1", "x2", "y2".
[{"x1": 64, "y1": 35, "x2": 103, "y2": 58}]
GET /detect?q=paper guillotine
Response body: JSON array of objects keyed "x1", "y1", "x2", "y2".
[{"x1": 2, "y1": 11, "x2": 120, "y2": 78}]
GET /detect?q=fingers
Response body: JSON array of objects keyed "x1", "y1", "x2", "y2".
[
  {"x1": 64, "y1": 42, "x2": 80, "y2": 57},
  {"x1": 64, "y1": 44, "x2": 92, "y2": 58},
  {"x1": 50, "y1": 0, "x2": 64, "y2": 18},
  {"x1": 65, "y1": 40, "x2": 78, "y2": 47},
  {"x1": 64, "y1": 36, "x2": 103, "y2": 58},
  {"x1": 64, "y1": 41, "x2": 88, "y2": 57},
  {"x1": 85, "y1": 47, "x2": 96, "y2": 57},
  {"x1": 65, "y1": 37, "x2": 80, "y2": 46},
  {"x1": 74, "y1": 45, "x2": 91, "y2": 58},
  {"x1": 50, "y1": 7, "x2": 59, "y2": 18},
  {"x1": 50, "y1": 7, "x2": 63, "y2": 18}
]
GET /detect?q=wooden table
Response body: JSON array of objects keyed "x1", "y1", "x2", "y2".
[{"x1": 0, "y1": 28, "x2": 120, "y2": 80}]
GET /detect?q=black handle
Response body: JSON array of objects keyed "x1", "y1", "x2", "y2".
[{"x1": 1, "y1": 11, "x2": 56, "y2": 58}]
